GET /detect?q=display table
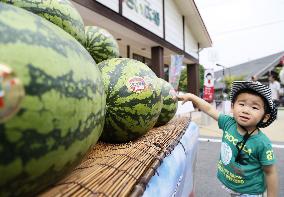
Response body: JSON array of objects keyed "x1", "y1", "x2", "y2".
[
  {"x1": 40, "y1": 116, "x2": 199, "y2": 197},
  {"x1": 142, "y1": 120, "x2": 198, "y2": 197}
]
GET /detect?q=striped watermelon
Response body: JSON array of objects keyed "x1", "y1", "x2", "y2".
[
  {"x1": 155, "y1": 78, "x2": 178, "y2": 126},
  {"x1": 98, "y1": 58, "x2": 162, "y2": 143},
  {"x1": 0, "y1": 3, "x2": 105, "y2": 196},
  {"x1": 0, "y1": 0, "x2": 85, "y2": 44},
  {"x1": 85, "y1": 26, "x2": 119, "y2": 63}
]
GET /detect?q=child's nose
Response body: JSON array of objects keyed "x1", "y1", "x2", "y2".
[{"x1": 242, "y1": 106, "x2": 250, "y2": 114}]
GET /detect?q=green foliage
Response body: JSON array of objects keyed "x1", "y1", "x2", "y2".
[
  {"x1": 178, "y1": 67, "x2": 187, "y2": 92},
  {"x1": 199, "y1": 65, "x2": 205, "y2": 89},
  {"x1": 223, "y1": 75, "x2": 245, "y2": 90},
  {"x1": 178, "y1": 64, "x2": 205, "y2": 92}
]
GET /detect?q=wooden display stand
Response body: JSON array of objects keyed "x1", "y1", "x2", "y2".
[{"x1": 39, "y1": 117, "x2": 191, "y2": 197}]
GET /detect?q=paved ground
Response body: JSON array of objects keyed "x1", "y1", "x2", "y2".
[
  {"x1": 195, "y1": 141, "x2": 284, "y2": 197},
  {"x1": 190, "y1": 109, "x2": 284, "y2": 196}
]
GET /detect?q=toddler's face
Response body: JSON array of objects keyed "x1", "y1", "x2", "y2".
[{"x1": 232, "y1": 93, "x2": 269, "y2": 130}]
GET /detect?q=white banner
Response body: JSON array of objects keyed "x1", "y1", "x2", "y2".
[
  {"x1": 169, "y1": 55, "x2": 184, "y2": 90},
  {"x1": 204, "y1": 69, "x2": 214, "y2": 87},
  {"x1": 203, "y1": 69, "x2": 214, "y2": 102}
]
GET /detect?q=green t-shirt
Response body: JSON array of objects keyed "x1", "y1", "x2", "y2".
[{"x1": 217, "y1": 114, "x2": 276, "y2": 194}]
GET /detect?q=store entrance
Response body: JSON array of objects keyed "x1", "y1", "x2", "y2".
[{"x1": 132, "y1": 53, "x2": 151, "y2": 67}]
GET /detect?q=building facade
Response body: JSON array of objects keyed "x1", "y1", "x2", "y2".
[
  {"x1": 71, "y1": 0, "x2": 212, "y2": 95},
  {"x1": 214, "y1": 51, "x2": 284, "y2": 100}
]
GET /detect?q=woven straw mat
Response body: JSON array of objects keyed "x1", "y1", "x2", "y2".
[{"x1": 40, "y1": 116, "x2": 191, "y2": 197}]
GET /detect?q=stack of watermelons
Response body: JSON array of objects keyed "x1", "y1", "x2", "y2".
[
  {"x1": 82, "y1": 23, "x2": 178, "y2": 143},
  {"x1": 97, "y1": 58, "x2": 178, "y2": 143},
  {"x1": 0, "y1": 0, "x2": 178, "y2": 196},
  {"x1": 0, "y1": 1, "x2": 106, "y2": 196}
]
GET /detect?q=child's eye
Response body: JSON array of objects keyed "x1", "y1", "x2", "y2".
[
  {"x1": 239, "y1": 103, "x2": 244, "y2": 106},
  {"x1": 252, "y1": 107, "x2": 259, "y2": 110}
]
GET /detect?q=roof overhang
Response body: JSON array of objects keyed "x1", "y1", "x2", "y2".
[
  {"x1": 175, "y1": 0, "x2": 212, "y2": 49},
  {"x1": 71, "y1": 0, "x2": 212, "y2": 64}
]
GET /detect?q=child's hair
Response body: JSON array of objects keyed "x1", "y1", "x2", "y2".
[{"x1": 231, "y1": 89, "x2": 269, "y2": 115}]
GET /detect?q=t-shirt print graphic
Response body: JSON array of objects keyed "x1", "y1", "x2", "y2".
[{"x1": 221, "y1": 142, "x2": 232, "y2": 165}]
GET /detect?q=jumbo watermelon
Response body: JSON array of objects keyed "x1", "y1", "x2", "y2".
[
  {"x1": 98, "y1": 58, "x2": 162, "y2": 143},
  {"x1": 0, "y1": 0, "x2": 85, "y2": 44},
  {"x1": 155, "y1": 78, "x2": 178, "y2": 126},
  {"x1": 85, "y1": 26, "x2": 119, "y2": 63},
  {"x1": 0, "y1": 3, "x2": 105, "y2": 196}
]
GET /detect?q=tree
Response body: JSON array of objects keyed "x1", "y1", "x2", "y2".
[
  {"x1": 178, "y1": 64, "x2": 205, "y2": 92},
  {"x1": 178, "y1": 67, "x2": 187, "y2": 92},
  {"x1": 223, "y1": 75, "x2": 245, "y2": 91}
]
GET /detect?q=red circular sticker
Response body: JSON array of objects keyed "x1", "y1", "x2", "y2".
[
  {"x1": 0, "y1": 64, "x2": 25, "y2": 123},
  {"x1": 128, "y1": 76, "x2": 146, "y2": 93}
]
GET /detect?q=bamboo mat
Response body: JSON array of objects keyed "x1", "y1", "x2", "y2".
[{"x1": 39, "y1": 116, "x2": 191, "y2": 197}]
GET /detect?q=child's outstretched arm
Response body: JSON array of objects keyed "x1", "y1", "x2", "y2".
[
  {"x1": 177, "y1": 93, "x2": 220, "y2": 121},
  {"x1": 263, "y1": 164, "x2": 278, "y2": 197}
]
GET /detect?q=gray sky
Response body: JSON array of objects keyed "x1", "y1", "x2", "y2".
[{"x1": 195, "y1": 0, "x2": 284, "y2": 70}]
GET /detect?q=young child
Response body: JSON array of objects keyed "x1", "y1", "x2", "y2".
[{"x1": 178, "y1": 81, "x2": 278, "y2": 196}]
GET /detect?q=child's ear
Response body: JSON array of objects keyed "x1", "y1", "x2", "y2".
[{"x1": 262, "y1": 114, "x2": 270, "y2": 123}]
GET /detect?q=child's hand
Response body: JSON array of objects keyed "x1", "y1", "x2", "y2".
[
  {"x1": 177, "y1": 93, "x2": 193, "y2": 105},
  {"x1": 178, "y1": 93, "x2": 219, "y2": 120}
]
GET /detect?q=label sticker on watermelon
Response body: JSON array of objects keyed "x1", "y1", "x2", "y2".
[
  {"x1": 0, "y1": 64, "x2": 25, "y2": 123},
  {"x1": 143, "y1": 76, "x2": 154, "y2": 91},
  {"x1": 128, "y1": 76, "x2": 146, "y2": 93}
]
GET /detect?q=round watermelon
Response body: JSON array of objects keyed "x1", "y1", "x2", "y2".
[
  {"x1": 0, "y1": 0, "x2": 86, "y2": 44},
  {"x1": 98, "y1": 58, "x2": 162, "y2": 143},
  {"x1": 85, "y1": 26, "x2": 119, "y2": 64},
  {"x1": 155, "y1": 78, "x2": 178, "y2": 126},
  {"x1": 0, "y1": 3, "x2": 105, "y2": 196}
]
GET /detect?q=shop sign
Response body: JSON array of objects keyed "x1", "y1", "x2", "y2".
[{"x1": 123, "y1": 0, "x2": 163, "y2": 37}]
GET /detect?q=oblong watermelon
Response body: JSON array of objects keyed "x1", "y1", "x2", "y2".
[
  {"x1": 0, "y1": 3, "x2": 105, "y2": 196},
  {"x1": 0, "y1": 0, "x2": 85, "y2": 44},
  {"x1": 98, "y1": 58, "x2": 162, "y2": 143},
  {"x1": 155, "y1": 78, "x2": 178, "y2": 126},
  {"x1": 85, "y1": 26, "x2": 119, "y2": 63}
]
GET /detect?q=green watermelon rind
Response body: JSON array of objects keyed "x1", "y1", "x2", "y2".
[
  {"x1": 85, "y1": 26, "x2": 119, "y2": 64},
  {"x1": 0, "y1": 0, "x2": 86, "y2": 44},
  {"x1": 0, "y1": 3, "x2": 105, "y2": 196},
  {"x1": 155, "y1": 78, "x2": 178, "y2": 126},
  {"x1": 98, "y1": 58, "x2": 162, "y2": 143}
]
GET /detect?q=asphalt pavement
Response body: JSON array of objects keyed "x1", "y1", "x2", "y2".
[
  {"x1": 190, "y1": 109, "x2": 284, "y2": 196},
  {"x1": 194, "y1": 141, "x2": 284, "y2": 196}
]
